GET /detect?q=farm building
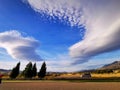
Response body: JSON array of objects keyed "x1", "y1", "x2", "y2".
[{"x1": 81, "y1": 72, "x2": 91, "y2": 78}]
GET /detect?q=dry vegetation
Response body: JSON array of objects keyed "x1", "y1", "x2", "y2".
[
  {"x1": 92, "y1": 73, "x2": 120, "y2": 78},
  {"x1": 47, "y1": 72, "x2": 120, "y2": 79},
  {"x1": 1, "y1": 72, "x2": 120, "y2": 90},
  {"x1": 2, "y1": 71, "x2": 120, "y2": 80}
]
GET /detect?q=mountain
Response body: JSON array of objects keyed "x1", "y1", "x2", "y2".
[
  {"x1": 0, "y1": 69, "x2": 11, "y2": 74},
  {"x1": 99, "y1": 61, "x2": 120, "y2": 70}
]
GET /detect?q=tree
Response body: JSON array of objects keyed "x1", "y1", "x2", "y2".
[
  {"x1": 23, "y1": 62, "x2": 33, "y2": 78},
  {"x1": 32, "y1": 63, "x2": 37, "y2": 77},
  {"x1": 38, "y1": 62, "x2": 46, "y2": 78},
  {"x1": 10, "y1": 62, "x2": 20, "y2": 79}
]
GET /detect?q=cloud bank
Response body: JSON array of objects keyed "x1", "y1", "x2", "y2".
[
  {"x1": 0, "y1": 30, "x2": 42, "y2": 61},
  {"x1": 26, "y1": 0, "x2": 120, "y2": 64}
]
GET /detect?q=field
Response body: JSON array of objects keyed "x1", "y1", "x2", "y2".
[
  {"x1": 1, "y1": 81, "x2": 120, "y2": 90},
  {"x1": 1, "y1": 72, "x2": 120, "y2": 90},
  {"x1": 58, "y1": 73, "x2": 120, "y2": 78}
]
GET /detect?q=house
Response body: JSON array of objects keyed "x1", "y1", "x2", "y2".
[{"x1": 81, "y1": 72, "x2": 91, "y2": 79}]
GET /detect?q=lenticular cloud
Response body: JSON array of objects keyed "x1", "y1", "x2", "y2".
[
  {"x1": 26, "y1": 0, "x2": 120, "y2": 64},
  {"x1": 0, "y1": 30, "x2": 42, "y2": 61}
]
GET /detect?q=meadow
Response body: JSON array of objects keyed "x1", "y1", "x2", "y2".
[
  {"x1": 2, "y1": 72, "x2": 120, "y2": 81},
  {"x1": 1, "y1": 72, "x2": 120, "y2": 90}
]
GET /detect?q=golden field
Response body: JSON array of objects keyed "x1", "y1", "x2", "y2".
[
  {"x1": 92, "y1": 73, "x2": 120, "y2": 78},
  {"x1": 51, "y1": 72, "x2": 120, "y2": 79},
  {"x1": 2, "y1": 72, "x2": 120, "y2": 79},
  {"x1": 1, "y1": 72, "x2": 120, "y2": 90}
]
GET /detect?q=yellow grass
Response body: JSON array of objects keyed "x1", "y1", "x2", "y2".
[
  {"x1": 2, "y1": 72, "x2": 120, "y2": 80},
  {"x1": 92, "y1": 73, "x2": 120, "y2": 78},
  {"x1": 52, "y1": 72, "x2": 120, "y2": 79},
  {"x1": 58, "y1": 73, "x2": 81, "y2": 78}
]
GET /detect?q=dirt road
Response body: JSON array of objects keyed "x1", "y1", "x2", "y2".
[{"x1": 0, "y1": 81, "x2": 120, "y2": 90}]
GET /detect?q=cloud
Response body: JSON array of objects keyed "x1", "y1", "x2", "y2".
[
  {"x1": 69, "y1": 0, "x2": 120, "y2": 63},
  {"x1": 0, "y1": 30, "x2": 42, "y2": 61},
  {"x1": 26, "y1": 0, "x2": 120, "y2": 64},
  {"x1": 25, "y1": 0, "x2": 83, "y2": 26}
]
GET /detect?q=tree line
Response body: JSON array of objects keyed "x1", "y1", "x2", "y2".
[{"x1": 10, "y1": 62, "x2": 46, "y2": 79}]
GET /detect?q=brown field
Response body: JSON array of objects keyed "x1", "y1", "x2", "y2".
[{"x1": 1, "y1": 81, "x2": 120, "y2": 90}]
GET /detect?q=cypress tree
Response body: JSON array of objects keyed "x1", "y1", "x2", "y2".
[
  {"x1": 32, "y1": 63, "x2": 37, "y2": 77},
  {"x1": 23, "y1": 62, "x2": 33, "y2": 78},
  {"x1": 10, "y1": 62, "x2": 20, "y2": 79},
  {"x1": 38, "y1": 62, "x2": 46, "y2": 78}
]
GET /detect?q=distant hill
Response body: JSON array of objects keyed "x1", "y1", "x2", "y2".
[
  {"x1": 99, "y1": 61, "x2": 120, "y2": 70},
  {"x1": 1, "y1": 61, "x2": 120, "y2": 74},
  {"x1": 0, "y1": 69, "x2": 11, "y2": 74}
]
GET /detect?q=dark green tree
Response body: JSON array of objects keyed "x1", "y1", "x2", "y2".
[
  {"x1": 32, "y1": 63, "x2": 37, "y2": 77},
  {"x1": 38, "y1": 62, "x2": 46, "y2": 78},
  {"x1": 23, "y1": 62, "x2": 33, "y2": 78},
  {"x1": 10, "y1": 62, "x2": 20, "y2": 79}
]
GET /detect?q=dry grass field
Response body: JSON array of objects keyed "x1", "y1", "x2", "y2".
[
  {"x1": 92, "y1": 73, "x2": 120, "y2": 78},
  {"x1": 1, "y1": 72, "x2": 120, "y2": 90},
  {"x1": 1, "y1": 81, "x2": 120, "y2": 90},
  {"x1": 50, "y1": 73, "x2": 120, "y2": 79}
]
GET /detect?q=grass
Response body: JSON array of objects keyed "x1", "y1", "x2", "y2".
[
  {"x1": 1, "y1": 73, "x2": 120, "y2": 90},
  {"x1": 2, "y1": 77, "x2": 120, "y2": 83},
  {"x1": 92, "y1": 73, "x2": 120, "y2": 78},
  {"x1": 2, "y1": 72, "x2": 120, "y2": 82}
]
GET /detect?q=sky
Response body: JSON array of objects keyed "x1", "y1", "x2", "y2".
[{"x1": 0, "y1": 0, "x2": 120, "y2": 72}]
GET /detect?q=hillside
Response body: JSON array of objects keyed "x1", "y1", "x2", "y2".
[
  {"x1": 99, "y1": 61, "x2": 120, "y2": 70},
  {"x1": 0, "y1": 69, "x2": 11, "y2": 74}
]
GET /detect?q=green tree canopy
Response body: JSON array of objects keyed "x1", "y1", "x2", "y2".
[
  {"x1": 10, "y1": 62, "x2": 20, "y2": 79},
  {"x1": 32, "y1": 63, "x2": 37, "y2": 77},
  {"x1": 38, "y1": 62, "x2": 46, "y2": 78},
  {"x1": 23, "y1": 62, "x2": 33, "y2": 78}
]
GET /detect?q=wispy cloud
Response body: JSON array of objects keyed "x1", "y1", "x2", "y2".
[
  {"x1": 0, "y1": 30, "x2": 42, "y2": 61},
  {"x1": 26, "y1": 0, "x2": 120, "y2": 64},
  {"x1": 69, "y1": 0, "x2": 120, "y2": 63}
]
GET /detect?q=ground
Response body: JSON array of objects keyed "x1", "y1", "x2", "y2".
[{"x1": 1, "y1": 81, "x2": 120, "y2": 90}]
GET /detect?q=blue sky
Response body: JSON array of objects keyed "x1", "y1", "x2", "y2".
[{"x1": 0, "y1": 0, "x2": 120, "y2": 72}]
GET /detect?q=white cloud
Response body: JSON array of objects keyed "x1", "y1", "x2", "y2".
[
  {"x1": 69, "y1": 0, "x2": 120, "y2": 63},
  {"x1": 0, "y1": 30, "x2": 42, "y2": 61},
  {"x1": 26, "y1": 0, "x2": 120, "y2": 64},
  {"x1": 26, "y1": 0, "x2": 83, "y2": 26}
]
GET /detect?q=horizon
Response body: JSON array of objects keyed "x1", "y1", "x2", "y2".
[{"x1": 0, "y1": 0, "x2": 120, "y2": 72}]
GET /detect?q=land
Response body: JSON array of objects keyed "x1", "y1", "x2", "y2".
[
  {"x1": 1, "y1": 70, "x2": 120, "y2": 90},
  {"x1": 0, "y1": 81, "x2": 120, "y2": 90}
]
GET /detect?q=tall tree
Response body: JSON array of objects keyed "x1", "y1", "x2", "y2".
[
  {"x1": 38, "y1": 62, "x2": 46, "y2": 78},
  {"x1": 23, "y1": 62, "x2": 33, "y2": 78},
  {"x1": 10, "y1": 62, "x2": 20, "y2": 79},
  {"x1": 32, "y1": 63, "x2": 37, "y2": 77}
]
